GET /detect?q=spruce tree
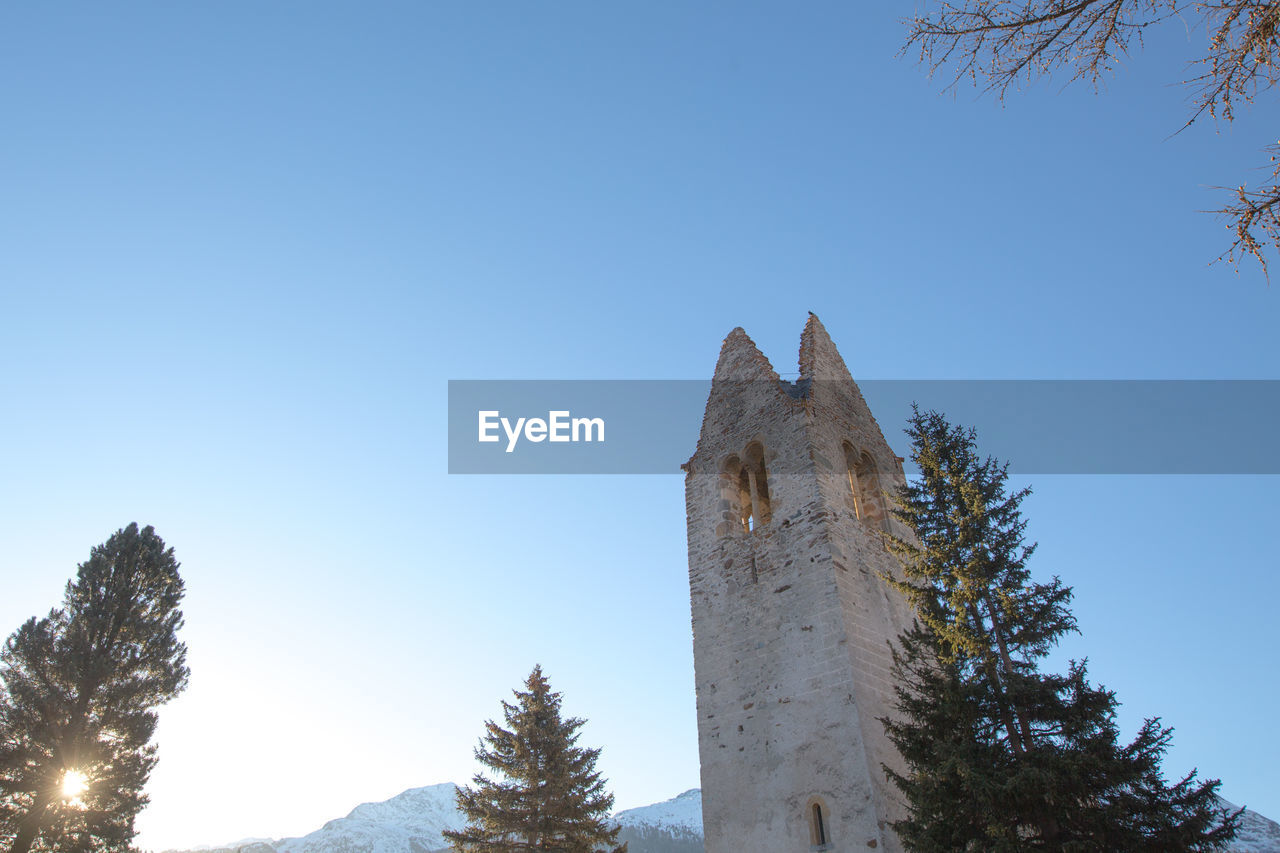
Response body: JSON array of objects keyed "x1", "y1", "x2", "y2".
[
  {"x1": 0, "y1": 523, "x2": 189, "y2": 853},
  {"x1": 445, "y1": 666, "x2": 626, "y2": 853},
  {"x1": 881, "y1": 408, "x2": 1240, "y2": 852}
]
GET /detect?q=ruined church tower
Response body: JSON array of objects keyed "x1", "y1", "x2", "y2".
[{"x1": 683, "y1": 315, "x2": 914, "y2": 852}]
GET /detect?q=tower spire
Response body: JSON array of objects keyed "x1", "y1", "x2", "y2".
[
  {"x1": 798, "y1": 312, "x2": 854, "y2": 382},
  {"x1": 713, "y1": 326, "x2": 781, "y2": 383}
]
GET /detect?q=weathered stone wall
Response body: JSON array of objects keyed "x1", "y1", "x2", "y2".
[{"x1": 684, "y1": 316, "x2": 912, "y2": 853}]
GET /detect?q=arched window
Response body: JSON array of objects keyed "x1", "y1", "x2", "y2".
[
  {"x1": 807, "y1": 799, "x2": 831, "y2": 849},
  {"x1": 719, "y1": 444, "x2": 772, "y2": 536},
  {"x1": 844, "y1": 443, "x2": 887, "y2": 531},
  {"x1": 741, "y1": 442, "x2": 772, "y2": 532}
]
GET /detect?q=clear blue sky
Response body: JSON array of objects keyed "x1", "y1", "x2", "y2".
[{"x1": 1, "y1": 3, "x2": 1277, "y2": 850}]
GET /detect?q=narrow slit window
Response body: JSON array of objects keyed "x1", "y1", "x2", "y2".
[
  {"x1": 742, "y1": 442, "x2": 771, "y2": 531},
  {"x1": 808, "y1": 800, "x2": 831, "y2": 849},
  {"x1": 739, "y1": 466, "x2": 755, "y2": 533}
]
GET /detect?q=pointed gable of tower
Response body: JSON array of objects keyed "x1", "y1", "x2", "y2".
[
  {"x1": 798, "y1": 311, "x2": 855, "y2": 384},
  {"x1": 797, "y1": 313, "x2": 904, "y2": 498},
  {"x1": 715, "y1": 327, "x2": 782, "y2": 383},
  {"x1": 687, "y1": 326, "x2": 798, "y2": 474}
]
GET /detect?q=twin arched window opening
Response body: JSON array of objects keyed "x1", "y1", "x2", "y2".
[
  {"x1": 844, "y1": 442, "x2": 888, "y2": 531},
  {"x1": 722, "y1": 442, "x2": 771, "y2": 535},
  {"x1": 719, "y1": 441, "x2": 887, "y2": 537}
]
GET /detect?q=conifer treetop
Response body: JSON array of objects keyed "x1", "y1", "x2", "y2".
[
  {"x1": 0, "y1": 522, "x2": 190, "y2": 853},
  {"x1": 445, "y1": 665, "x2": 625, "y2": 853}
]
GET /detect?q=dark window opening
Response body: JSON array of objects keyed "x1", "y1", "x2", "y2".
[
  {"x1": 844, "y1": 442, "x2": 888, "y2": 532},
  {"x1": 720, "y1": 445, "x2": 772, "y2": 536}
]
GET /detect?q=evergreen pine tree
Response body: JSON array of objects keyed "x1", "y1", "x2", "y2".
[
  {"x1": 445, "y1": 666, "x2": 626, "y2": 853},
  {"x1": 0, "y1": 523, "x2": 189, "y2": 853},
  {"x1": 881, "y1": 408, "x2": 1240, "y2": 852}
]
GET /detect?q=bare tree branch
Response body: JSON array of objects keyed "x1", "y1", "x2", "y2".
[
  {"x1": 904, "y1": 0, "x2": 1280, "y2": 276},
  {"x1": 903, "y1": 0, "x2": 1170, "y2": 96},
  {"x1": 1213, "y1": 141, "x2": 1280, "y2": 277},
  {"x1": 1187, "y1": 1, "x2": 1280, "y2": 124}
]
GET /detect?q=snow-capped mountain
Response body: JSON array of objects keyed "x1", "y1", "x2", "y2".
[
  {"x1": 1225, "y1": 799, "x2": 1280, "y2": 853},
  {"x1": 161, "y1": 786, "x2": 1279, "y2": 853},
  {"x1": 616, "y1": 788, "x2": 701, "y2": 833},
  {"x1": 160, "y1": 786, "x2": 701, "y2": 853},
  {"x1": 613, "y1": 789, "x2": 702, "y2": 853},
  {"x1": 275, "y1": 782, "x2": 461, "y2": 853}
]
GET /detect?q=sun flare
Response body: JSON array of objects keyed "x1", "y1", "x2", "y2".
[{"x1": 61, "y1": 769, "x2": 88, "y2": 801}]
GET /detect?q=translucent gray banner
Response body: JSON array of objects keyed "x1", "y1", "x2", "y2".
[{"x1": 447, "y1": 380, "x2": 1280, "y2": 474}]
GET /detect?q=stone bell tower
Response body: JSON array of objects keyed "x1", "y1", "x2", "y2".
[{"x1": 682, "y1": 315, "x2": 914, "y2": 853}]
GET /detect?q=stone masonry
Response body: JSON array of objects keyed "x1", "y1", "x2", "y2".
[{"x1": 683, "y1": 315, "x2": 915, "y2": 852}]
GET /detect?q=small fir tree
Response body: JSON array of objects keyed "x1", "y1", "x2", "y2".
[
  {"x1": 881, "y1": 408, "x2": 1240, "y2": 851},
  {"x1": 445, "y1": 666, "x2": 626, "y2": 853},
  {"x1": 0, "y1": 523, "x2": 189, "y2": 853}
]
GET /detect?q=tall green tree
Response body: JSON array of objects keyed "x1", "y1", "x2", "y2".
[
  {"x1": 445, "y1": 666, "x2": 626, "y2": 853},
  {"x1": 881, "y1": 408, "x2": 1240, "y2": 851},
  {"x1": 0, "y1": 523, "x2": 189, "y2": 853}
]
